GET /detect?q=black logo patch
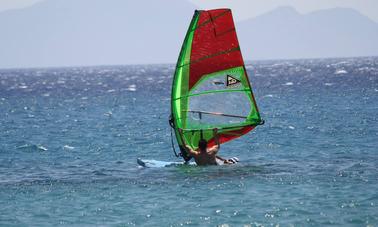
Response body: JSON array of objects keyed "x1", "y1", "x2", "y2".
[{"x1": 226, "y1": 75, "x2": 241, "y2": 87}]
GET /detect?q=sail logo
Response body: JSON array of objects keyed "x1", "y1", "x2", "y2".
[{"x1": 226, "y1": 75, "x2": 241, "y2": 88}]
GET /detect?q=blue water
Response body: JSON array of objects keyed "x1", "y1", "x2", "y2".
[{"x1": 0, "y1": 57, "x2": 377, "y2": 226}]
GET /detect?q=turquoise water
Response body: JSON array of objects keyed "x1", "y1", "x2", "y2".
[{"x1": 0, "y1": 58, "x2": 377, "y2": 226}]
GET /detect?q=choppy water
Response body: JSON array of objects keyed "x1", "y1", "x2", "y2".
[{"x1": 0, "y1": 57, "x2": 377, "y2": 226}]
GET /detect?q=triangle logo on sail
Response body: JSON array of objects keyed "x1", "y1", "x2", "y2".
[{"x1": 226, "y1": 75, "x2": 241, "y2": 87}]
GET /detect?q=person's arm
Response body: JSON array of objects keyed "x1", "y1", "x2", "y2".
[
  {"x1": 214, "y1": 128, "x2": 220, "y2": 148},
  {"x1": 186, "y1": 147, "x2": 199, "y2": 157},
  {"x1": 178, "y1": 128, "x2": 199, "y2": 156},
  {"x1": 208, "y1": 128, "x2": 220, "y2": 155}
]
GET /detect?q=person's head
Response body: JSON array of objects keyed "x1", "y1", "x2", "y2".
[{"x1": 198, "y1": 139, "x2": 207, "y2": 152}]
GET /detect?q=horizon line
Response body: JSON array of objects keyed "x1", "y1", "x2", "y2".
[{"x1": 0, "y1": 55, "x2": 377, "y2": 71}]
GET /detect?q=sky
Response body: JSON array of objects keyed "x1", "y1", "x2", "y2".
[
  {"x1": 0, "y1": 0, "x2": 377, "y2": 23},
  {"x1": 0, "y1": 0, "x2": 42, "y2": 11}
]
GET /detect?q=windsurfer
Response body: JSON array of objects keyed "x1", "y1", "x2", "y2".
[{"x1": 179, "y1": 128, "x2": 235, "y2": 165}]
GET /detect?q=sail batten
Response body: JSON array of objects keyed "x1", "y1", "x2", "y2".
[{"x1": 173, "y1": 88, "x2": 251, "y2": 101}]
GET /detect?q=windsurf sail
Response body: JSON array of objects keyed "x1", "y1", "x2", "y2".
[{"x1": 170, "y1": 9, "x2": 263, "y2": 161}]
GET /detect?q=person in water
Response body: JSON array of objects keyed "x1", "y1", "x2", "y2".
[{"x1": 178, "y1": 128, "x2": 237, "y2": 166}]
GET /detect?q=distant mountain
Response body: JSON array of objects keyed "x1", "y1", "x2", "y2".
[
  {"x1": 0, "y1": 0, "x2": 196, "y2": 68},
  {"x1": 1, "y1": 2, "x2": 378, "y2": 68},
  {"x1": 237, "y1": 6, "x2": 378, "y2": 60}
]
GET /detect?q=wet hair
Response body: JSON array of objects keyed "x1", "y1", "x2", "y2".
[{"x1": 198, "y1": 139, "x2": 207, "y2": 151}]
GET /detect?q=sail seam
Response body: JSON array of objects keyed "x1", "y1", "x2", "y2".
[{"x1": 194, "y1": 9, "x2": 230, "y2": 30}]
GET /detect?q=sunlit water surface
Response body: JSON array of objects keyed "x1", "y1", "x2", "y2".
[{"x1": 0, "y1": 57, "x2": 377, "y2": 226}]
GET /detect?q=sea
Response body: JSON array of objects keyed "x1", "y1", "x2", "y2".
[{"x1": 0, "y1": 57, "x2": 377, "y2": 226}]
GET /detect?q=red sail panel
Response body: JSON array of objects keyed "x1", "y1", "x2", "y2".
[
  {"x1": 207, "y1": 126, "x2": 255, "y2": 148},
  {"x1": 189, "y1": 9, "x2": 244, "y2": 90}
]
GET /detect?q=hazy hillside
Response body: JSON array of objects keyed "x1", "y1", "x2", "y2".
[
  {"x1": 238, "y1": 6, "x2": 378, "y2": 60},
  {"x1": 0, "y1": 0, "x2": 196, "y2": 68},
  {"x1": 1, "y1": 1, "x2": 378, "y2": 68}
]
